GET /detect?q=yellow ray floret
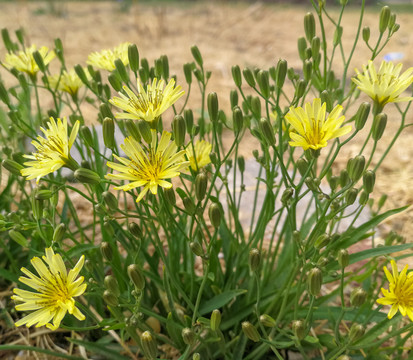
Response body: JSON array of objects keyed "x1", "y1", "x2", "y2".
[
  {"x1": 3, "y1": 45, "x2": 55, "y2": 76},
  {"x1": 48, "y1": 68, "x2": 88, "y2": 96},
  {"x1": 377, "y1": 260, "x2": 413, "y2": 321},
  {"x1": 285, "y1": 98, "x2": 351, "y2": 150},
  {"x1": 21, "y1": 117, "x2": 80, "y2": 183},
  {"x1": 11, "y1": 248, "x2": 87, "y2": 331},
  {"x1": 87, "y1": 42, "x2": 130, "y2": 71},
  {"x1": 185, "y1": 140, "x2": 212, "y2": 171},
  {"x1": 110, "y1": 78, "x2": 184, "y2": 123},
  {"x1": 352, "y1": 60, "x2": 413, "y2": 107},
  {"x1": 106, "y1": 130, "x2": 189, "y2": 202}
]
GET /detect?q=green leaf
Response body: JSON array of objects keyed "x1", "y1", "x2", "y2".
[
  {"x1": 0, "y1": 266, "x2": 19, "y2": 283},
  {"x1": 0, "y1": 345, "x2": 83, "y2": 360},
  {"x1": 68, "y1": 338, "x2": 130, "y2": 360},
  {"x1": 199, "y1": 289, "x2": 247, "y2": 315},
  {"x1": 66, "y1": 243, "x2": 99, "y2": 258}
]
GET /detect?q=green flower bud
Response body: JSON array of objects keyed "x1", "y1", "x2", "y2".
[
  {"x1": 141, "y1": 331, "x2": 157, "y2": 360},
  {"x1": 183, "y1": 197, "x2": 195, "y2": 215},
  {"x1": 195, "y1": 173, "x2": 208, "y2": 201},
  {"x1": 297, "y1": 37, "x2": 307, "y2": 61},
  {"x1": 308, "y1": 267, "x2": 322, "y2": 296},
  {"x1": 320, "y1": 90, "x2": 332, "y2": 112},
  {"x1": 333, "y1": 26, "x2": 343, "y2": 46},
  {"x1": 349, "y1": 155, "x2": 365, "y2": 182},
  {"x1": 161, "y1": 54, "x2": 169, "y2": 80},
  {"x1": 128, "y1": 44, "x2": 139, "y2": 73},
  {"x1": 259, "y1": 314, "x2": 276, "y2": 328},
  {"x1": 9, "y1": 230, "x2": 27, "y2": 247},
  {"x1": 100, "y1": 242, "x2": 112, "y2": 261},
  {"x1": 102, "y1": 117, "x2": 115, "y2": 149},
  {"x1": 362, "y1": 26, "x2": 370, "y2": 43},
  {"x1": 281, "y1": 187, "x2": 294, "y2": 206},
  {"x1": 207, "y1": 92, "x2": 219, "y2": 123},
  {"x1": 123, "y1": 120, "x2": 140, "y2": 142},
  {"x1": 372, "y1": 113, "x2": 387, "y2": 141},
  {"x1": 193, "y1": 69, "x2": 203, "y2": 83},
  {"x1": 209, "y1": 203, "x2": 222, "y2": 228},
  {"x1": 154, "y1": 58, "x2": 163, "y2": 79},
  {"x1": 304, "y1": 13, "x2": 316, "y2": 41},
  {"x1": 340, "y1": 169, "x2": 350, "y2": 188},
  {"x1": 379, "y1": 6, "x2": 391, "y2": 33},
  {"x1": 350, "y1": 288, "x2": 367, "y2": 307},
  {"x1": 329, "y1": 175, "x2": 339, "y2": 191},
  {"x1": 137, "y1": 119, "x2": 152, "y2": 143},
  {"x1": 114, "y1": 58, "x2": 129, "y2": 83},
  {"x1": 391, "y1": 23, "x2": 400, "y2": 36},
  {"x1": 243, "y1": 68, "x2": 256, "y2": 87},
  {"x1": 191, "y1": 45, "x2": 203, "y2": 67},
  {"x1": 1, "y1": 28, "x2": 14, "y2": 52},
  {"x1": 31, "y1": 193, "x2": 43, "y2": 221},
  {"x1": 50, "y1": 185, "x2": 59, "y2": 207},
  {"x1": 238, "y1": 155, "x2": 245, "y2": 173},
  {"x1": 104, "y1": 275, "x2": 120, "y2": 296},
  {"x1": 295, "y1": 79, "x2": 306, "y2": 99},
  {"x1": 2, "y1": 159, "x2": 23, "y2": 176},
  {"x1": 80, "y1": 126, "x2": 94, "y2": 147},
  {"x1": 363, "y1": 170, "x2": 375, "y2": 193},
  {"x1": 163, "y1": 187, "x2": 176, "y2": 206},
  {"x1": 0, "y1": 81, "x2": 10, "y2": 106},
  {"x1": 232, "y1": 106, "x2": 244, "y2": 134},
  {"x1": 276, "y1": 59, "x2": 287, "y2": 89},
  {"x1": 108, "y1": 73, "x2": 122, "y2": 91},
  {"x1": 103, "y1": 191, "x2": 118, "y2": 210},
  {"x1": 209, "y1": 151, "x2": 218, "y2": 165},
  {"x1": 251, "y1": 96, "x2": 261, "y2": 118},
  {"x1": 74, "y1": 64, "x2": 89, "y2": 85},
  {"x1": 346, "y1": 188, "x2": 358, "y2": 205},
  {"x1": 193, "y1": 354, "x2": 200, "y2": 360},
  {"x1": 242, "y1": 322, "x2": 260, "y2": 342},
  {"x1": 232, "y1": 65, "x2": 242, "y2": 87},
  {"x1": 315, "y1": 234, "x2": 330, "y2": 249},
  {"x1": 103, "y1": 289, "x2": 118, "y2": 307},
  {"x1": 190, "y1": 241, "x2": 203, "y2": 257},
  {"x1": 296, "y1": 158, "x2": 309, "y2": 176},
  {"x1": 338, "y1": 249, "x2": 349, "y2": 268},
  {"x1": 378, "y1": 194, "x2": 387, "y2": 208},
  {"x1": 128, "y1": 222, "x2": 142, "y2": 238},
  {"x1": 172, "y1": 115, "x2": 186, "y2": 147},
  {"x1": 337, "y1": 356, "x2": 351, "y2": 360},
  {"x1": 210, "y1": 309, "x2": 221, "y2": 331},
  {"x1": 249, "y1": 248, "x2": 261, "y2": 272},
  {"x1": 388, "y1": 13, "x2": 396, "y2": 29},
  {"x1": 127, "y1": 264, "x2": 145, "y2": 290},
  {"x1": 94, "y1": 203, "x2": 106, "y2": 217},
  {"x1": 257, "y1": 70, "x2": 270, "y2": 99},
  {"x1": 311, "y1": 36, "x2": 320, "y2": 57},
  {"x1": 305, "y1": 177, "x2": 319, "y2": 192},
  {"x1": 349, "y1": 324, "x2": 365, "y2": 342},
  {"x1": 182, "y1": 328, "x2": 195, "y2": 345},
  {"x1": 259, "y1": 118, "x2": 276, "y2": 146},
  {"x1": 317, "y1": 257, "x2": 329, "y2": 267},
  {"x1": 355, "y1": 102, "x2": 370, "y2": 130},
  {"x1": 32, "y1": 50, "x2": 46, "y2": 73},
  {"x1": 292, "y1": 320, "x2": 306, "y2": 340},
  {"x1": 74, "y1": 168, "x2": 101, "y2": 185},
  {"x1": 303, "y1": 60, "x2": 313, "y2": 82},
  {"x1": 183, "y1": 63, "x2": 193, "y2": 84},
  {"x1": 184, "y1": 109, "x2": 194, "y2": 134},
  {"x1": 230, "y1": 89, "x2": 238, "y2": 109},
  {"x1": 53, "y1": 223, "x2": 66, "y2": 244},
  {"x1": 359, "y1": 190, "x2": 369, "y2": 205},
  {"x1": 292, "y1": 230, "x2": 301, "y2": 244},
  {"x1": 103, "y1": 221, "x2": 114, "y2": 237}
]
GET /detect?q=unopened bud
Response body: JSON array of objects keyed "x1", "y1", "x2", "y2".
[
  {"x1": 275, "y1": 59, "x2": 287, "y2": 89},
  {"x1": 195, "y1": 173, "x2": 208, "y2": 201},
  {"x1": 311, "y1": 36, "x2": 320, "y2": 57},
  {"x1": 379, "y1": 6, "x2": 391, "y2": 33},
  {"x1": 190, "y1": 241, "x2": 203, "y2": 257},
  {"x1": 9, "y1": 230, "x2": 27, "y2": 247},
  {"x1": 233, "y1": 106, "x2": 244, "y2": 134},
  {"x1": 350, "y1": 288, "x2": 367, "y2": 307},
  {"x1": 209, "y1": 203, "x2": 221, "y2": 228},
  {"x1": 32, "y1": 51, "x2": 46, "y2": 72},
  {"x1": 292, "y1": 320, "x2": 306, "y2": 340},
  {"x1": 161, "y1": 54, "x2": 169, "y2": 80},
  {"x1": 127, "y1": 264, "x2": 145, "y2": 290},
  {"x1": 184, "y1": 109, "x2": 194, "y2": 134},
  {"x1": 355, "y1": 102, "x2": 370, "y2": 130},
  {"x1": 259, "y1": 314, "x2": 276, "y2": 328},
  {"x1": 320, "y1": 90, "x2": 332, "y2": 112},
  {"x1": 232, "y1": 65, "x2": 242, "y2": 87},
  {"x1": 207, "y1": 92, "x2": 219, "y2": 123},
  {"x1": 257, "y1": 70, "x2": 270, "y2": 98},
  {"x1": 100, "y1": 242, "x2": 112, "y2": 261},
  {"x1": 251, "y1": 97, "x2": 261, "y2": 118},
  {"x1": 281, "y1": 187, "x2": 294, "y2": 205},
  {"x1": 182, "y1": 328, "x2": 195, "y2": 345},
  {"x1": 183, "y1": 63, "x2": 193, "y2": 84},
  {"x1": 74, "y1": 64, "x2": 89, "y2": 85},
  {"x1": 137, "y1": 119, "x2": 152, "y2": 143},
  {"x1": 259, "y1": 118, "x2": 276, "y2": 146},
  {"x1": 362, "y1": 26, "x2": 370, "y2": 43},
  {"x1": 125, "y1": 119, "x2": 141, "y2": 141},
  {"x1": 249, "y1": 248, "x2": 261, "y2": 272},
  {"x1": 298, "y1": 37, "x2": 307, "y2": 60},
  {"x1": 191, "y1": 45, "x2": 203, "y2": 67},
  {"x1": 128, "y1": 44, "x2": 139, "y2": 73},
  {"x1": 333, "y1": 26, "x2": 343, "y2": 46},
  {"x1": 338, "y1": 249, "x2": 349, "y2": 268},
  {"x1": 114, "y1": 59, "x2": 129, "y2": 83},
  {"x1": 103, "y1": 117, "x2": 115, "y2": 149},
  {"x1": 296, "y1": 158, "x2": 309, "y2": 176},
  {"x1": 80, "y1": 126, "x2": 94, "y2": 147},
  {"x1": 74, "y1": 168, "x2": 101, "y2": 185},
  {"x1": 104, "y1": 275, "x2": 120, "y2": 296},
  {"x1": 237, "y1": 155, "x2": 245, "y2": 173},
  {"x1": 128, "y1": 222, "x2": 142, "y2": 238},
  {"x1": 103, "y1": 191, "x2": 118, "y2": 210},
  {"x1": 2, "y1": 159, "x2": 23, "y2": 176},
  {"x1": 108, "y1": 73, "x2": 122, "y2": 91},
  {"x1": 230, "y1": 89, "x2": 238, "y2": 109},
  {"x1": 308, "y1": 267, "x2": 322, "y2": 296},
  {"x1": 329, "y1": 175, "x2": 339, "y2": 191},
  {"x1": 183, "y1": 197, "x2": 195, "y2": 215},
  {"x1": 349, "y1": 324, "x2": 365, "y2": 342},
  {"x1": 315, "y1": 234, "x2": 330, "y2": 249},
  {"x1": 295, "y1": 79, "x2": 306, "y2": 99},
  {"x1": 103, "y1": 290, "x2": 118, "y2": 307},
  {"x1": 363, "y1": 170, "x2": 375, "y2": 193},
  {"x1": 304, "y1": 13, "x2": 316, "y2": 41},
  {"x1": 303, "y1": 60, "x2": 312, "y2": 82},
  {"x1": 349, "y1": 155, "x2": 365, "y2": 182},
  {"x1": 243, "y1": 68, "x2": 256, "y2": 87},
  {"x1": 163, "y1": 187, "x2": 176, "y2": 206},
  {"x1": 53, "y1": 224, "x2": 66, "y2": 244},
  {"x1": 337, "y1": 356, "x2": 351, "y2": 360},
  {"x1": 372, "y1": 113, "x2": 387, "y2": 141},
  {"x1": 242, "y1": 322, "x2": 260, "y2": 342},
  {"x1": 359, "y1": 190, "x2": 369, "y2": 205},
  {"x1": 210, "y1": 309, "x2": 221, "y2": 331},
  {"x1": 141, "y1": 331, "x2": 157, "y2": 359},
  {"x1": 305, "y1": 177, "x2": 319, "y2": 192},
  {"x1": 345, "y1": 188, "x2": 358, "y2": 205},
  {"x1": 340, "y1": 169, "x2": 350, "y2": 188}
]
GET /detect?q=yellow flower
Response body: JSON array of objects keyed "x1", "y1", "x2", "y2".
[
  {"x1": 285, "y1": 98, "x2": 351, "y2": 150},
  {"x1": 87, "y1": 42, "x2": 130, "y2": 71},
  {"x1": 21, "y1": 117, "x2": 80, "y2": 183},
  {"x1": 48, "y1": 68, "x2": 87, "y2": 96},
  {"x1": 110, "y1": 78, "x2": 184, "y2": 123},
  {"x1": 353, "y1": 60, "x2": 413, "y2": 108},
  {"x1": 3, "y1": 45, "x2": 55, "y2": 76},
  {"x1": 106, "y1": 130, "x2": 189, "y2": 202},
  {"x1": 377, "y1": 260, "x2": 413, "y2": 321},
  {"x1": 186, "y1": 140, "x2": 212, "y2": 171},
  {"x1": 11, "y1": 248, "x2": 87, "y2": 331}
]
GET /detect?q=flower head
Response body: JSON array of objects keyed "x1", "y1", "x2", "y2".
[
  {"x1": 377, "y1": 260, "x2": 413, "y2": 321},
  {"x1": 11, "y1": 248, "x2": 87, "y2": 331},
  {"x1": 106, "y1": 131, "x2": 189, "y2": 202},
  {"x1": 3, "y1": 45, "x2": 55, "y2": 76},
  {"x1": 110, "y1": 78, "x2": 184, "y2": 123},
  {"x1": 48, "y1": 68, "x2": 88, "y2": 96},
  {"x1": 353, "y1": 60, "x2": 413, "y2": 108},
  {"x1": 21, "y1": 117, "x2": 80, "y2": 183},
  {"x1": 185, "y1": 140, "x2": 212, "y2": 171},
  {"x1": 87, "y1": 42, "x2": 130, "y2": 71},
  {"x1": 285, "y1": 98, "x2": 351, "y2": 150}
]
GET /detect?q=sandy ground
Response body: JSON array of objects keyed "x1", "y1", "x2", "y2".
[{"x1": 0, "y1": 1, "x2": 412, "y2": 247}]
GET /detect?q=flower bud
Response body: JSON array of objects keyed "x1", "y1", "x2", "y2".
[
  {"x1": 338, "y1": 249, "x2": 349, "y2": 268},
  {"x1": 74, "y1": 168, "x2": 101, "y2": 185},
  {"x1": 230, "y1": 90, "x2": 238, "y2": 109},
  {"x1": 275, "y1": 59, "x2": 287, "y2": 89},
  {"x1": 305, "y1": 177, "x2": 318, "y2": 192},
  {"x1": 103, "y1": 191, "x2": 118, "y2": 210},
  {"x1": 379, "y1": 6, "x2": 391, "y2": 33},
  {"x1": 349, "y1": 155, "x2": 365, "y2": 182},
  {"x1": 154, "y1": 58, "x2": 163, "y2": 79},
  {"x1": 295, "y1": 79, "x2": 306, "y2": 99},
  {"x1": 102, "y1": 117, "x2": 115, "y2": 149},
  {"x1": 249, "y1": 248, "x2": 261, "y2": 272},
  {"x1": 355, "y1": 102, "x2": 370, "y2": 130},
  {"x1": 100, "y1": 242, "x2": 112, "y2": 261},
  {"x1": 314, "y1": 234, "x2": 330, "y2": 249},
  {"x1": 372, "y1": 113, "x2": 387, "y2": 141},
  {"x1": 231, "y1": 106, "x2": 243, "y2": 135},
  {"x1": 232, "y1": 65, "x2": 242, "y2": 87},
  {"x1": 308, "y1": 267, "x2": 322, "y2": 296},
  {"x1": 207, "y1": 92, "x2": 219, "y2": 123},
  {"x1": 2, "y1": 159, "x2": 23, "y2": 176},
  {"x1": 53, "y1": 223, "x2": 66, "y2": 244},
  {"x1": 350, "y1": 288, "x2": 367, "y2": 307},
  {"x1": 80, "y1": 125, "x2": 94, "y2": 147},
  {"x1": 337, "y1": 356, "x2": 351, "y2": 360},
  {"x1": 361, "y1": 26, "x2": 370, "y2": 44},
  {"x1": 259, "y1": 118, "x2": 276, "y2": 146},
  {"x1": 296, "y1": 158, "x2": 308, "y2": 177},
  {"x1": 171, "y1": 115, "x2": 186, "y2": 147},
  {"x1": 329, "y1": 176, "x2": 339, "y2": 191},
  {"x1": 161, "y1": 54, "x2": 169, "y2": 80},
  {"x1": 103, "y1": 221, "x2": 114, "y2": 237},
  {"x1": 94, "y1": 203, "x2": 106, "y2": 216},
  {"x1": 104, "y1": 275, "x2": 120, "y2": 296},
  {"x1": 259, "y1": 314, "x2": 276, "y2": 328},
  {"x1": 363, "y1": 170, "x2": 375, "y2": 193},
  {"x1": 182, "y1": 110, "x2": 194, "y2": 135},
  {"x1": 128, "y1": 222, "x2": 142, "y2": 238},
  {"x1": 390, "y1": 23, "x2": 400, "y2": 35},
  {"x1": 378, "y1": 194, "x2": 387, "y2": 208},
  {"x1": 292, "y1": 320, "x2": 306, "y2": 340},
  {"x1": 127, "y1": 264, "x2": 145, "y2": 290},
  {"x1": 195, "y1": 173, "x2": 208, "y2": 201},
  {"x1": 141, "y1": 331, "x2": 157, "y2": 359},
  {"x1": 340, "y1": 169, "x2": 349, "y2": 188},
  {"x1": 183, "y1": 63, "x2": 193, "y2": 84},
  {"x1": 163, "y1": 187, "x2": 176, "y2": 206},
  {"x1": 190, "y1": 241, "x2": 203, "y2": 257},
  {"x1": 297, "y1": 37, "x2": 307, "y2": 60},
  {"x1": 74, "y1": 64, "x2": 89, "y2": 85},
  {"x1": 103, "y1": 289, "x2": 118, "y2": 307},
  {"x1": 317, "y1": 257, "x2": 329, "y2": 267},
  {"x1": 183, "y1": 197, "x2": 195, "y2": 215},
  {"x1": 304, "y1": 13, "x2": 316, "y2": 41},
  {"x1": 345, "y1": 188, "x2": 358, "y2": 205},
  {"x1": 243, "y1": 68, "x2": 256, "y2": 87},
  {"x1": 191, "y1": 45, "x2": 203, "y2": 67},
  {"x1": 123, "y1": 120, "x2": 140, "y2": 141},
  {"x1": 349, "y1": 324, "x2": 365, "y2": 342},
  {"x1": 50, "y1": 185, "x2": 59, "y2": 207},
  {"x1": 311, "y1": 36, "x2": 320, "y2": 57},
  {"x1": 127, "y1": 44, "x2": 139, "y2": 73},
  {"x1": 0, "y1": 81, "x2": 10, "y2": 106},
  {"x1": 250, "y1": 97, "x2": 261, "y2": 118},
  {"x1": 108, "y1": 73, "x2": 122, "y2": 91},
  {"x1": 114, "y1": 59, "x2": 129, "y2": 83},
  {"x1": 359, "y1": 190, "x2": 369, "y2": 205},
  {"x1": 137, "y1": 119, "x2": 152, "y2": 143},
  {"x1": 333, "y1": 26, "x2": 343, "y2": 46},
  {"x1": 237, "y1": 155, "x2": 245, "y2": 174},
  {"x1": 209, "y1": 203, "x2": 221, "y2": 228},
  {"x1": 210, "y1": 309, "x2": 221, "y2": 331},
  {"x1": 281, "y1": 187, "x2": 294, "y2": 206},
  {"x1": 9, "y1": 230, "x2": 27, "y2": 247},
  {"x1": 303, "y1": 60, "x2": 312, "y2": 82},
  {"x1": 242, "y1": 322, "x2": 260, "y2": 342},
  {"x1": 182, "y1": 328, "x2": 195, "y2": 345},
  {"x1": 32, "y1": 50, "x2": 46, "y2": 73},
  {"x1": 257, "y1": 70, "x2": 270, "y2": 99},
  {"x1": 1, "y1": 28, "x2": 14, "y2": 52}
]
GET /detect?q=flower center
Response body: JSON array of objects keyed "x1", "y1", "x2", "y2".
[
  {"x1": 130, "y1": 89, "x2": 163, "y2": 113},
  {"x1": 34, "y1": 135, "x2": 67, "y2": 161},
  {"x1": 305, "y1": 118, "x2": 324, "y2": 146},
  {"x1": 129, "y1": 150, "x2": 163, "y2": 183}
]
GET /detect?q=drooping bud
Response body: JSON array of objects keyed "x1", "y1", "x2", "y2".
[
  {"x1": 104, "y1": 275, "x2": 120, "y2": 296},
  {"x1": 338, "y1": 249, "x2": 349, "y2": 268},
  {"x1": 103, "y1": 191, "x2": 118, "y2": 210},
  {"x1": 141, "y1": 331, "x2": 157, "y2": 360},
  {"x1": 209, "y1": 203, "x2": 222, "y2": 228},
  {"x1": 243, "y1": 68, "x2": 256, "y2": 87},
  {"x1": 308, "y1": 267, "x2": 323, "y2": 296},
  {"x1": 304, "y1": 13, "x2": 316, "y2": 41},
  {"x1": 207, "y1": 92, "x2": 219, "y2": 123},
  {"x1": 195, "y1": 173, "x2": 208, "y2": 201},
  {"x1": 259, "y1": 118, "x2": 276, "y2": 146},
  {"x1": 108, "y1": 73, "x2": 122, "y2": 91},
  {"x1": 379, "y1": 6, "x2": 391, "y2": 33},
  {"x1": 128, "y1": 222, "x2": 142, "y2": 238},
  {"x1": 2, "y1": 159, "x2": 23, "y2": 176},
  {"x1": 100, "y1": 242, "x2": 113, "y2": 261},
  {"x1": 249, "y1": 248, "x2": 261, "y2": 272},
  {"x1": 232, "y1": 65, "x2": 242, "y2": 87},
  {"x1": 257, "y1": 70, "x2": 270, "y2": 99},
  {"x1": 314, "y1": 234, "x2": 330, "y2": 249},
  {"x1": 74, "y1": 168, "x2": 101, "y2": 185},
  {"x1": 281, "y1": 187, "x2": 294, "y2": 206},
  {"x1": 259, "y1": 314, "x2": 276, "y2": 328},
  {"x1": 53, "y1": 223, "x2": 66, "y2": 244},
  {"x1": 242, "y1": 322, "x2": 260, "y2": 342},
  {"x1": 191, "y1": 45, "x2": 203, "y2": 67},
  {"x1": 210, "y1": 309, "x2": 221, "y2": 331},
  {"x1": 372, "y1": 113, "x2": 387, "y2": 141},
  {"x1": 137, "y1": 119, "x2": 152, "y2": 143},
  {"x1": 345, "y1": 188, "x2": 358, "y2": 205},
  {"x1": 349, "y1": 324, "x2": 365, "y2": 342},
  {"x1": 363, "y1": 170, "x2": 375, "y2": 193},
  {"x1": 127, "y1": 264, "x2": 145, "y2": 290},
  {"x1": 355, "y1": 102, "x2": 370, "y2": 130},
  {"x1": 190, "y1": 241, "x2": 203, "y2": 257},
  {"x1": 183, "y1": 197, "x2": 195, "y2": 215},
  {"x1": 182, "y1": 328, "x2": 195, "y2": 345},
  {"x1": 163, "y1": 187, "x2": 176, "y2": 206},
  {"x1": 292, "y1": 320, "x2": 306, "y2": 340},
  {"x1": 103, "y1": 290, "x2": 118, "y2": 307},
  {"x1": 359, "y1": 190, "x2": 369, "y2": 205},
  {"x1": 350, "y1": 288, "x2": 367, "y2": 307}
]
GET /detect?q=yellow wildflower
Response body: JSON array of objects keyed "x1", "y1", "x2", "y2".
[
  {"x1": 186, "y1": 140, "x2": 212, "y2": 171},
  {"x1": 285, "y1": 98, "x2": 351, "y2": 150},
  {"x1": 110, "y1": 78, "x2": 184, "y2": 123},
  {"x1": 106, "y1": 130, "x2": 189, "y2": 202},
  {"x1": 3, "y1": 45, "x2": 55, "y2": 76},
  {"x1": 12, "y1": 248, "x2": 87, "y2": 331},
  {"x1": 377, "y1": 260, "x2": 413, "y2": 321},
  {"x1": 353, "y1": 60, "x2": 413, "y2": 108},
  {"x1": 48, "y1": 68, "x2": 87, "y2": 97},
  {"x1": 21, "y1": 117, "x2": 80, "y2": 183},
  {"x1": 87, "y1": 42, "x2": 130, "y2": 71}
]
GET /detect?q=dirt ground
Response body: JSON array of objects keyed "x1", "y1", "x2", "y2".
[{"x1": 0, "y1": 0, "x2": 412, "y2": 249}]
